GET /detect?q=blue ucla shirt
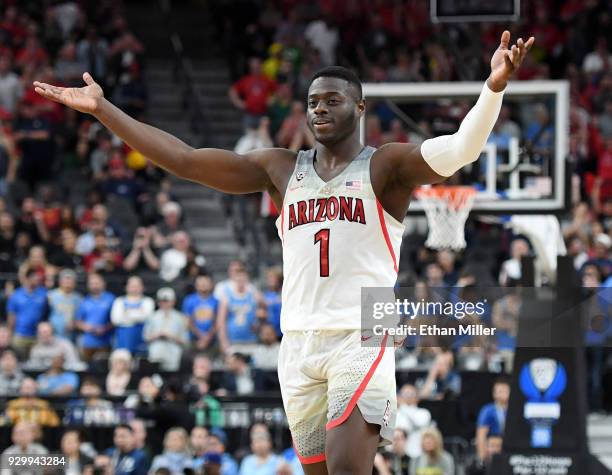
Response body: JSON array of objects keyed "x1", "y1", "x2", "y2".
[
  {"x1": 225, "y1": 290, "x2": 257, "y2": 343},
  {"x1": 105, "y1": 447, "x2": 148, "y2": 475},
  {"x1": 263, "y1": 290, "x2": 282, "y2": 336},
  {"x1": 477, "y1": 402, "x2": 506, "y2": 436},
  {"x1": 7, "y1": 287, "x2": 48, "y2": 337},
  {"x1": 114, "y1": 298, "x2": 149, "y2": 354},
  {"x1": 48, "y1": 289, "x2": 82, "y2": 339},
  {"x1": 182, "y1": 293, "x2": 218, "y2": 337},
  {"x1": 76, "y1": 292, "x2": 115, "y2": 348}
]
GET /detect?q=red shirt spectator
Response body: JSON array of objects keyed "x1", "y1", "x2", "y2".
[
  {"x1": 15, "y1": 37, "x2": 48, "y2": 70},
  {"x1": 229, "y1": 58, "x2": 277, "y2": 116}
]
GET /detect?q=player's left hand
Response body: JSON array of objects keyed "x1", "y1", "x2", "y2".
[{"x1": 488, "y1": 30, "x2": 535, "y2": 92}]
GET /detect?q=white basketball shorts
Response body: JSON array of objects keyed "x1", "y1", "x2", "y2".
[{"x1": 278, "y1": 330, "x2": 397, "y2": 464}]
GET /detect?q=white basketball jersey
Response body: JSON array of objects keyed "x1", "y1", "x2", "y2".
[{"x1": 276, "y1": 146, "x2": 404, "y2": 331}]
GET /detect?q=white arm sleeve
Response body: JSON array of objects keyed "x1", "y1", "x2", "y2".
[{"x1": 420, "y1": 82, "x2": 505, "y2": 177}]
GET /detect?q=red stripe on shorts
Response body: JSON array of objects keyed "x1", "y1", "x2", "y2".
[
  {"x1": 325, "y1": 334, "x2": 388, "y2": 430},
  {"x1": 293, "y1": 441, "x2": 326, "y2": 464}
]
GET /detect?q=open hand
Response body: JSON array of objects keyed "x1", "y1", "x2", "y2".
[
  {"x1": 33, "y1": 72, "x2": 104, "y2": 115},
  {"x1": 488, "y1": 31, "x2": 535, "y2": 91}
]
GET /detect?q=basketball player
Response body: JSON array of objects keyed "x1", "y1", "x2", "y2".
[{"x1": 34, "y1": 31, "x2": 534, "y2": 475}]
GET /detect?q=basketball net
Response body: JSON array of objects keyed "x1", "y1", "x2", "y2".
[{"x1": 415, "y1": 186, "x2": 477, "y2": 250}]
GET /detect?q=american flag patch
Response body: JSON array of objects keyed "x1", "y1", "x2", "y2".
[{"x1": 345, "y1": 179, "x2": 362, "y2": 190}]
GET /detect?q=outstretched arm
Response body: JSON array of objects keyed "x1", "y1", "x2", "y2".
[
  {"x1": 381, "y1": 31, "x2": 534, "y2": 188},
  {"x1": 33, "y1": 73, "x2": 275, "y2": 194}
]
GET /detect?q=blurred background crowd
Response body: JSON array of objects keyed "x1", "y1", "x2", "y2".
[{"x1": 0, "y1": 0, "x2": 610, "y2": 474}]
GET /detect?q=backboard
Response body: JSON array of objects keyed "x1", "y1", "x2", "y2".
[{"x1": 361, "y1": 80, "x2": 570, "y2": 214}]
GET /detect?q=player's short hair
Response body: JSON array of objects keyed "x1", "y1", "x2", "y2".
[{"x1": 311, "y1": 66, "x2": 363, "y2": 100}]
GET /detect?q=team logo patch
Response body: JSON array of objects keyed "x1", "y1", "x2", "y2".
[
  {"x1": 382, "y1": 400, "x2": 392, "y2": 427},
  {"x1": 296, "y1": 171, "x2": 306, "y2": 181},
  {"x1": 345, "y1": 179, "x2": 362, "y2": 190}
]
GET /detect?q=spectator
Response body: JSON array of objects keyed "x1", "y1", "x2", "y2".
[
  {"x1": 15, "y1": 36, "x2": 48, "y2": 70},
  {"x1": 15, "y1": 197, "x2": 50, "y2": 244},
  {"x1": 218, "y1": 268, "x2": 265, "y2": 352},
  {"x1": 83, "y1": 232, "x2": 123, "y2": 273},
  {"x1": 499, "y1": 238, "x2": 530, "y2": 286},
  {"x1": 262, "y1": 267, "x2": 282, "y2": 336},
  {"x1": 221, "y1": 352, "x2": 255, "y2": 395},
  {"x1": 13, "y1": 98, "x2": 54, "y2": 191},
  {"x1": 275, "y1": 101, "x2": 313, "y2": 151},
  {"x1": 185, "y1": 354, "x2": 215, "y2": 399},
  {"x1": 64, "y1": 378, "x2": 117, "y2": 426},
  {"x1": 0, "y1": 211, "x2": 16, "y2": 270},
  {"x1": 0, "y1": 324, "x2": 14, "y2": 355},
  {"x1": 130, "y1": 419, "x2": 153, "y2": 464},
  {"x1": 190, "y1": 426, "x2": 209, "y2": 462},
  {"x1": 251, "y1": 323, "x2": 280, "y2": 370},
  {"x1": 214, "y1": 260, "x2": 252, "y2": 299},
  {"x1": 101, "y1": 155, "x2": 146, "y2": 207},
  {"x1": 111, "y1": 276, "x2": 154, "y2": 354},
  {"x1": 6, "y1": 378, "x2": 60, "y2": 427},
  {"x1": 17, "y1": 244, "x2": 56, "y2": 286},
  {"x1": 374, "y1": 428, "x2": 411, "y2": 475},
  {"x1": 425, "y1": 262, "x2": 446, "y2": 288},
  {"x1": 77, "y1": 27, "x2": 109, "y2": 80},
  {"x1": 159, "y1": 231, "x2": 192, "y2": 282},
  {"x1": 114, "y1": 63, "x2": 148, "y2": 119},
  {"x1": 148, "y1": 427, "x2": 194, "y2": 474},
  {"x1": 26, "y1": 322, "x2": 82, "y2": 371},
  {"x1": 204, "y1": 429, "x2": 239, "y2": 475},
  {"x1": 304, "y1": 15, "x2": 339, "y2": 66},
  {"x1": 89, "y1": 454, "x2": 114, "y2": 475},
  {"x1": 54, "y1": 41, "x2": 87, "y2": 86},
  {"x1": 409, "y1": 427, "x2": 454, "y2": 475},
  {"x1": 49, "y1": 229, "x2": 83, "y2": 270},
  {"x1": 395, "y1": 384, "x2": 432, "y2": 458},
  {"x1": 143, "y1": 287, "x2": 189, "y2": 371},
  {"x1": 475, "y1": 378, "x2": 510, "y2": 461},
  {"x1": 61, "y1": 430, "x2": 94, "y2": 475},
  {"x1": 183, "y1": 275, "x2": 219, "y2": 352},
  {"x1": 466, "y1": 436, "x2": 503, "y2": 475},
  {"x1": 76, "y1": 273, "x2": 115, "y2": 361},
  {"x1": 229, "y1": 57, "x2": 277, "y2": 130},
  {"x1": 106, "y1": 348, "x2": 136, "y2": 396},
  {"x1": 124, "y1": 226, "x2": 160, "y2": 272},
  {"x1": 105, "y1": 424, "x2": 149, "y2": 475},
  {"x1": 419, "y1": 350, "x2": 462, "y2": 400},
  {"x1": 151, "y1": 202, "x2": 184, "y2": 249},
  {"x1": 491, "y1": 289, "x2": 521, "y2": 372},
  {"x1": 124, "y1": 375, "x2": 162, "y2": 409},
  {"x1": 7, "y1": 268, "x2": 48, "y2": 358},
  {"x1": 1, "y1": 422, "x2": 48, "y2": 460},
  {"x1": 234, "y1": 116, "x2": 274, "y2": 153},
  {"x1": 0, "y1": 55, "x2": 22, "y2": 114},
  {"x1": 76, "y1": 204, "x2": 123, "y2": 256},
  {"x1": 36, "y1": 353, "x2": 79, "y2": 396},
  {"x1": 238, "y1": 429, "x2": 281, "y2": 475},
  {"x1": 0, "y1": 349, "x2": 24, "y2": 396},
  {"x1": 437, "y1": 250, "x2": 458, "y2": 286},
  {"x1": 47, "y1": 269, "x2": 82, "y2": 340}
]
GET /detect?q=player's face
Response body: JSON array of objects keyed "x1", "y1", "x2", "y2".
[{"x1": 307, "y1": 77, "x2": 364, "y2": 145}]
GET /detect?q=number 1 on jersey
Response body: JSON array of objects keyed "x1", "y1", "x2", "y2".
[{"x1": 314, "y1": 229, "x2": 330, "y2": 277}]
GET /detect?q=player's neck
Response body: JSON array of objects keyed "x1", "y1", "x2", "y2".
[{"x1": 314, "y1": 133, "x2": 363, "y2": 167}]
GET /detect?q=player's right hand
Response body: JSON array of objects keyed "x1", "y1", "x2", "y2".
[{"x1": 33, "y1": 72, "x2": 104, "y2": 115}]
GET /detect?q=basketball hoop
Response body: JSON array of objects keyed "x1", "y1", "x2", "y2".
[{"x1": 415, "y1": 186, "x2": 477, "y2": 250}]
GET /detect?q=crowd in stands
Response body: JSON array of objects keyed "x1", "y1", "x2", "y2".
[{"x1": 0, "y1": 0, "x2": 610, "y2": 474}]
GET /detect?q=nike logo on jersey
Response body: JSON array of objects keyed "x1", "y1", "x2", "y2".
[{"x1": 287, "y1": 196, "x2": 367, "y2": 230}]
